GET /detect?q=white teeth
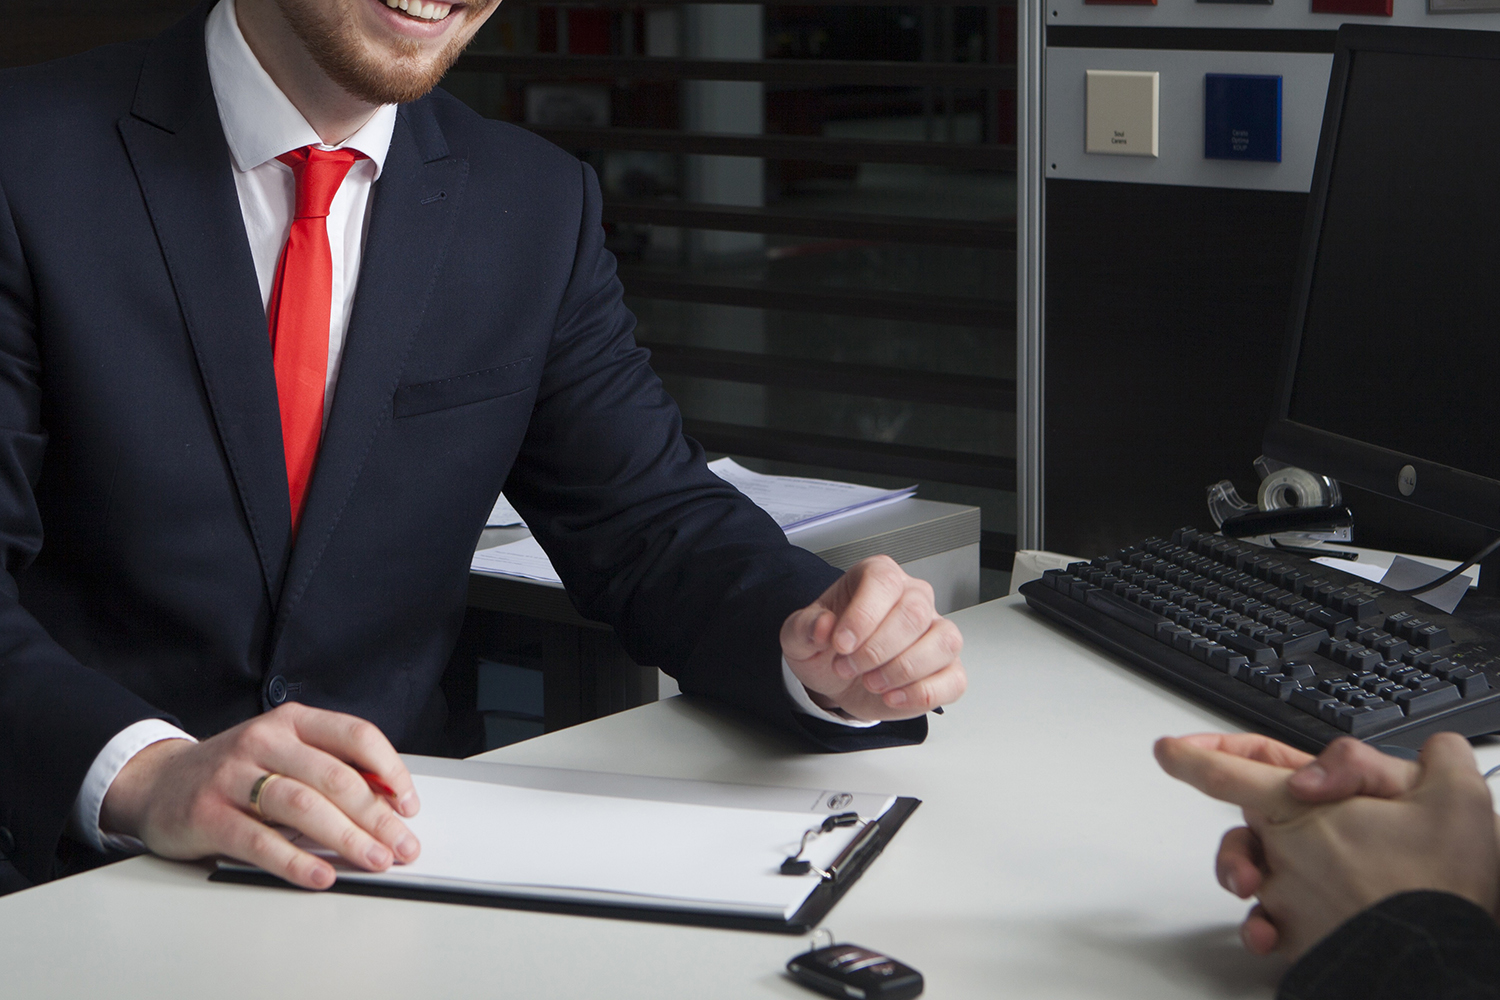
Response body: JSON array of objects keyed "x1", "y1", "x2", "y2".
[{"x1": 389, "y1": 0, "x2": 452, "y2": 20}]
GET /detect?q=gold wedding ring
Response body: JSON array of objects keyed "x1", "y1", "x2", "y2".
[{"x1": 248, "y1": 772, "x2": 283, "y2": 817}]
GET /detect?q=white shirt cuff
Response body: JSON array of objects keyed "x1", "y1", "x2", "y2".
[
  {"x1": 782, "y1": 659, "x2": 880, "y2": 728},
  {"x1": 67, "y1": 719, "x2": 197, "y2": 854}
]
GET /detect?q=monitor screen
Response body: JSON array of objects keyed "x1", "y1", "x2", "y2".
[{"x1": 1266, "y1": 26, "x2": 1500, "y2": 530}]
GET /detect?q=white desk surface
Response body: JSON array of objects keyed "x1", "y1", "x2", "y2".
[{"x1": 8, "y1": 594, "x2": 1495, "y2": 999}]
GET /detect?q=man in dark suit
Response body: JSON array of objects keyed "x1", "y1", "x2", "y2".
[{"x1": 0, "y1": 0, "x2": 967, "y2": 890}]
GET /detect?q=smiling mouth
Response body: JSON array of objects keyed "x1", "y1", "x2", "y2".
[{"x1": 383, "y1": 0, "x2": 456, "y2": 22}]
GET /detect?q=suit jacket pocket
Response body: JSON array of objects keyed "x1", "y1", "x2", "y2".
[{"x1": 393, "y1": 357, "x2": 535, "y2": 418}]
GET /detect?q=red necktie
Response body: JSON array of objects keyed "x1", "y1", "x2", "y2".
[{"x1": 267, "y1": 146, "x2": 362, "y2": 529}]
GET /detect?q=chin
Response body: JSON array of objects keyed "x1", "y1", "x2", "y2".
[{"x1": 279, "y1": 0, "x2": 488, "y2": 105}]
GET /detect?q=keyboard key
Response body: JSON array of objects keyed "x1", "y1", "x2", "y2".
[
  {"x1": 1084, "y1": 588, "x2": 1170, "y2": 637},
  {"x1": 1274, "y1": 592, "x2": 1306, "y2": 612},
  {"x1": 1371, "y1": 636, "x2": 1410, "y2": 660},
  {"x1": 1285, "y1": 598, "x2": 1318, "y2": 617},
  {"x1": 1445, "y1": 668, "x2": 1491, "y2": 698},
  {"x1": 1272, "y1": 629, "x2": 1326, "y2": 658},
  {"x1": 1399, "y1": 617, "x2": 1433, "y2": 641},
  {"x1": 1412, "y1": 623, "x2": 1453, "y2": 649},
  {"x1": 1158, "y1": 623, "x2": 1190, "y2": 643},
  {"x1": 1337, "y1": 703, "x2": 1405, "y2": 736},
  {"x1": 1305, "y1": 607, "x2": 1354, "y2": 638},
  {"x1": 1345, "y1": 594, "x2": 1383, "y2": 622},
  {"x1": 1206, "y1": 646, "x2": 1250, "y2": 674},
  {"x1": 1281, "y1": 661, "x2": 1316, "y2": 682},
  {"x1": 1296, "y1": 576, "x2": 1331, "y2": 597},
  {"x1": 1394, "y1": 683, "x2": 1462, "y2": 717},
  {"x1": 1325, "y1": 640, "x2": 1362, "y2": 666},
  {"x1": 1221, "y1": 631, "x2": 1278, "y2": 664},
  {"x1": 1265, "y1": 677, "x2": 1301, "y2": 700},
  {"x1": 1408, "y1": 650, "x2": 1449, "y2": 671},
  {"x1": 1277, "y1": 569, "x2": 1312, "y2": 593},
  {"x1": 1384, "y1": 610, "x2": 1416, "y2": 636},
  {"x1": 1310, "y1": 582, "x2": 1340, "y2": 605},
  {"x1": 1290, "y1": 688, "x2": 1337, "y2": 717}
]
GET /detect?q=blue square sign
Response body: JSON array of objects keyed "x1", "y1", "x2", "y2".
[{"x1": 1204, "y1": 74, "x2": 1282, "y2": 163}]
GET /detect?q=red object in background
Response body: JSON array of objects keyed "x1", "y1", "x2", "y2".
[
  {"x1": 568, "y1": 9, "x2": 612, "y2": 55},
  {"x1": 1310, "y1": 0, "x2": 1393, "y2": 13}
]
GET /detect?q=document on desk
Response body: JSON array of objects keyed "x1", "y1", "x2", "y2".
[
  {"x1": 469, "y1": 462, "x2": 917, "y2": 584},
  {"x1": 214, "y1": 758, "x2": 918, "y2": 932},
  {"x1": 706, "y1": 458, "x2": 916, "y2": 534},
  {"x1": 470, "y1": 535, "x2": 562, "y2": 584}
]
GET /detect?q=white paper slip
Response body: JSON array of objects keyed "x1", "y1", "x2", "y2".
[
  {"x1": 706, "y1": 457, "x2": 916, "y2": 534},
  {"x1": 471, "y1": 535, "x2": 562, "y2": 584},
  {"x1": 225, "y1": 764, "x2": 904, "y2": 922},
  {"x1": 486, "y1": 493, "x2": 524, "y2": 528}
]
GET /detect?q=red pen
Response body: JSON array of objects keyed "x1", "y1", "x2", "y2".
[{"x1": 359, "y1": 770, "x2": 396, "y2": 798}]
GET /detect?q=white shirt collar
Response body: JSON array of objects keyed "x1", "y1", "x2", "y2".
[{"x1": 205, "y1": 0, "x2": 397, "y2": 178}]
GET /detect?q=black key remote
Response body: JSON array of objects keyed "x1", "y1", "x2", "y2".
[{"x1": 787, "y1": 944, "x2": 924, "y2": 1000}]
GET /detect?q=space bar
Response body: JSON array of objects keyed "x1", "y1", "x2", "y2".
[{"x1": 1085, "y1": 588, "x2": 1169, "y2": 636}]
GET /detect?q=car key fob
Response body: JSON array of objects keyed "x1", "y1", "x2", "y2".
[{"x1": 786, "y1": 943, "x2": 923, "y2": 999}]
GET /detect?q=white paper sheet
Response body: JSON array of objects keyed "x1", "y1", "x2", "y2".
[
  {"x1": 486, "y1": 493, "x2": 524, "y2": 528},
  {"x1": 289, "y1": 775, "x2": 895, "y2": 919},
  {"x1": 471, "y1": 535, "x2": 562, "y2": 584},
  {"x1": 706, "y1": 457, "x2": 915, "y2": 534}
]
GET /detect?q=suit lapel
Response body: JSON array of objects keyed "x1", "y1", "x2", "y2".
[
  {"x1": 118, "y1": 6, "x2": 294, "y2": 605},
  {"x1": 274, "y1": 103, "x2": 469, "y2": 619}
]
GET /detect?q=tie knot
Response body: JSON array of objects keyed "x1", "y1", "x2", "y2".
[{"x1": 277, "y1": 146, "x2": 364, "y2": 220}]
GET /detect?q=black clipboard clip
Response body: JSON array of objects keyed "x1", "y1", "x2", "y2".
[{"x1": 779, "y1": 812, "x2": 882, "y2": 882}]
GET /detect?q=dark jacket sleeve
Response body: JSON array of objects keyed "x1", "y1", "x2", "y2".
[
  {"x1": 1279, "y1": 891, "x2": 1500, "y2": 1000},
  {"x1": 502, "y1": 161, "x2": 926, "y2": 754},
  {"x1": 0, "y1": 166, "x2": 173, "y2": 885}
]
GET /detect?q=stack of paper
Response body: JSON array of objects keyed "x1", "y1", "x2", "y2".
[
  {"x1": 471, "y1": 459, "x2": 916, "y2": 585},
  {"x1": 470, "y1": 535, "x2": 561, "y2": 583},
  {"x1": 704, "y1": 458, "x2": 916, "y2": 534}
]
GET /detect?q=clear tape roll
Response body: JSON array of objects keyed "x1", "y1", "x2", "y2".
[{"x1": 1258, "y1": 467, "x2": 1336, "y2": 511}]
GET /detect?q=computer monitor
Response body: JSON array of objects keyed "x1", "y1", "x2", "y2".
[{"x1": 1263, "y1": 25, "x2": 1500, "y2": 534}]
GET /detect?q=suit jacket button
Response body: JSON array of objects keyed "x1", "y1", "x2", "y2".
[
  {"x1": 267, "y1": 675, "x2": 289, "y2": 706},
  {"x1": 0, "y1": 826, "x2": 15, "y2": 856}
]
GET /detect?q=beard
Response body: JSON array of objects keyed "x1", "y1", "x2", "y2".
[{"x1": 274, "y1": 0, "x2": 491, "y2": 106}]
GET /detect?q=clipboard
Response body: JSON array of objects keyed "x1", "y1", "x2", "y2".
[{"x1": 210, "y1": 755, "x2": 920, "y2": 935}]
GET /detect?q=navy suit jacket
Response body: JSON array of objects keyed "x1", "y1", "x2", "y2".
[{"x1": 0, "y1": 4, "x2": 924, "y2": 885}]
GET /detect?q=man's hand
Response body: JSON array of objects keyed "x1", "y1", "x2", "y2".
[
  {"x1": 100, "y1": 703, "x2": 421, "y2": 890},
  {"x1": 1157, "y1": 732, "x2": 1498, "y2": 960},
  {"x1": 781, "y1": 555, "x2": 966, "y2": 721},
  {"x1": 1158, "y1": 733, "x2": 1425, "y2": 954}
]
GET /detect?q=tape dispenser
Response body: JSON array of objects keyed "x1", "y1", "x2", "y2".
[{"x1": 1207, "y1": 457, "x2": 1354, "y2": 553}]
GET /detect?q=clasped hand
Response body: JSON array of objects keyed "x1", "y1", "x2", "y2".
[
  {"x1": 781, "y1": 555, "x2": 968, "y2": 721},
  {"x1": 1156, "y1": 731, "x2": 1500, "y2": 960}
]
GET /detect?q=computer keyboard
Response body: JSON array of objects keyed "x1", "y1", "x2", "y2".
[{"x1": 1018, "y1": 528, "x2": 1500, "y2": 752}]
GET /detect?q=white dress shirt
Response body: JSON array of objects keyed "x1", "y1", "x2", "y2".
[{"x1": 69, "y1": 0, "x2": 865, "y2": 855}]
